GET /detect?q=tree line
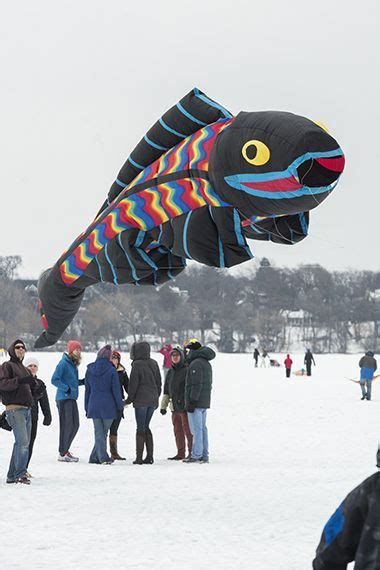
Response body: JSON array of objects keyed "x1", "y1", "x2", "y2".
[{"x1": 1, "y1": 255, "x2": 379, "y2": 353}]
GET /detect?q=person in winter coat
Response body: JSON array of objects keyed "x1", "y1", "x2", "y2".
[
  {"x1": 304, "y1": 348, "x2": 316, "y2": 376},
  {"x1": 313, "y1": 470, "x2": 380, "y2": 569},
  {"x1": 24, "y1": 357, "x2": 52, "y2": 473},
  {"x1": 284, "y1": 354, "x2": 293, "y2": 378},
  {"x1": 126, "y1": 341, "x2": 161, "y2": 465},
  {"x1": 0, "y1": 340, "x2": 38, "y2": 485},
  {"x1": 253, "y1": 348, "x2": 260, "y2": 368},
  {"x1": 260, "y1": 349, "x2": 269, "y2": 368},
  {"x1": 183, "y1": 340, "x2": 215, "y2": 463},
  {"x1": 51, "y1": 340, "x2": 84, "y2": 462},
  {"x1": 159, "y1": 343, "x2": 173, "y2": 379},
  {"x1": 359, "y1": 351, "x2": 377, "y2": 401},
  {"x1": 85, "y1": 345, "x2": 124, "y2": 465},
  {"x1": 160, "y1": 346, "x2": 192, "y2": 460},
  {"x1": 109, "y1": 350, "x2": 129, "y2": 460}
]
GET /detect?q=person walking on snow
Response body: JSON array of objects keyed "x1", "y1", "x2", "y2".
[
  {"x1": 253, "y1": 348, "x2": 260, "y2": 368},
  {"x1": 284, "y1": 354, "x2": 293, "y2": 378},
  {"x1": 51, "y1": 340, "x2": 84, "y2": 462},
  {"x1": 126, "y1": 341, "x2": 161, "y2": 465},
  {"x1": 85, "y1": 345, "x2": 124, "y2": 465},
  {"x1": 24, "y1": 357, "x2": 52, "y2": 475},
  {"x1": 359, "y1": 350, "x2": 377, "y2": 401},
  {"x1": 109, "y1": 350, "x2": 129, "y2": 460},
  {"x1": 0, "y1": 340, "x2": 38, "y2": 485},
  {"x1": 304, "y1": 348, "x2": 315, "y2": 376},
  {"x1": 159, "y1": 343, "x2": 173, "y2": 379},
  {"x1": 160, "y1": 346, "x2": 193, "y2": 460},
  {"x1": 260, "y1": 349, "x2": 269, "y2": 367},
  {"x1": 183, "y1": 340, "x2": 215, "y2": 464}
]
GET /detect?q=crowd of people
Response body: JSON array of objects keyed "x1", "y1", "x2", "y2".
[
  {"x1": 0, "y1": 337, "x2": 215, "y2": 484},
  {"x1": 253, "y1": 348, "x2": 316, "y2": 377},
  {"x1": 1, "y1": 338, "x2": 380, "y2": 567}
]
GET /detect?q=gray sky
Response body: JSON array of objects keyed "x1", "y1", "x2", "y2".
[{"x1": 1, "y1": 0, "x2": 379, "y2": 277}]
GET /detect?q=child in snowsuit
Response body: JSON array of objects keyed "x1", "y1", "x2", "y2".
[{"x1": 284, "y1": 355, "x2": 293, "y2": 378}]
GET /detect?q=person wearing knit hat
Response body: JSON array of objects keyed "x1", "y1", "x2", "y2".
[
  {"x1": 109, "y1": 351, "x2": 129, "y2": 460},
  {"x1": 84, "y1": 345, "x2": 124, "y2": 465},
  {"x1": 24, "y1": 357, "x2": 52, "y2": 475},
  {"x1": 51, "y1": 340, "x2": 84, "y2": 462}
]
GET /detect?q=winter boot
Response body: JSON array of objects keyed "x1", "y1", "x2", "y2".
[
  {"x1": 143, "y1": 429, "x2": 154, "y2": 464},
  {"x1": 133, "y1": 432, "x2": 145, "y2": 465},
  {"x1": 109, "y1": 435, "x2": 126, "y2": 461}
]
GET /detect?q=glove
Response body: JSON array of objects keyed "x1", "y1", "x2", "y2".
[
  {"x1": 43, "y1": 416, "x2": 52, "y2": 426},
  {"x1": 187, "y1": 403, "x2": 196, "y2": 413},
  {"x1": 160, "y1": 409, "x2": 167, "y2": 415},
  {"x1": 65, "y1": 387, "x2": 71, "y2": 397},
  {"x1": 18, "y1": 376, "x2": 35, "y2": 386}
]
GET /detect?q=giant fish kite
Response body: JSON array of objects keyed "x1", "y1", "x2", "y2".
[{"x1": 35, "y1": 88, "x2": 345, "y2": 347}]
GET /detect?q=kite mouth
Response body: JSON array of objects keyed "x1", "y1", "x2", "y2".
[
  {"x1": 297, "y1": 154, "x2": 345, "y2": 187},
  {"x1": 224, "y1": 148, "x2": 345, "y2": 199}
]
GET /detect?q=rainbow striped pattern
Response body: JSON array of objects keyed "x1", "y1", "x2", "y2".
[{"x1": 59, "y1": 119, "x2": 232, "y2": 285}]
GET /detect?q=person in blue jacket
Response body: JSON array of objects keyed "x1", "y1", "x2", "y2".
[
  {"x1": 359, "y1": 351, "x2": 377, "y2": 401},
  {"x1": 85, "y1": 345, "x2": 124, "y2": 465},
  {"x1": 51, "y1": 340, "x2": 84, "y2": 462}
]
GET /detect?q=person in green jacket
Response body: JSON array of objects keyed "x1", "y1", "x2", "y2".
[{"x1": 183, "y1": 340, "x2": 215, "y2": 464}]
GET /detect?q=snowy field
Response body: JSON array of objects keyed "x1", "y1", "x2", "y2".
[{"x1": 1, "y1": 352, "x2": 378, "y2": 570}]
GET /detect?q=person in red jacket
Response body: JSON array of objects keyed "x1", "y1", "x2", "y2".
[
  {"x1": 159, "y1": 343, "x2": 173, "y2": 379},
  {"x1": 284, "y1": 354, "x2": 293, "y2": 378}
]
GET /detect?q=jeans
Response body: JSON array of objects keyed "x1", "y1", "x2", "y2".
[
  {"x1": 57, "y1": 399, "x2": 80, "y2": 455},
  {"x1": 27, "y1": 419, "x2": 38, "y2": 468},
  {"x1": 188, "y1": 408, "x2": 208, "y2": 460},
  {"x1": 134, "y1": 406, "x2": 155, "y2": 433},
  {"x1": 360, "y1": 379, "x2": 372, "y2": 400},
  {"x1": 5, "y1": 408, "x2": 32, "y2": 481},
  {"x1": 109, "y1": 410, "x2": 123, "y2": 436},
  {"x1": 89, "y1": 419, "x2": 113, "y2": 463}
]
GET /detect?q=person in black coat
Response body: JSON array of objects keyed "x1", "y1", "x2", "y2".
[
  {"x1": 24, "y1": 357, "x2": 52, "y2": 473},
  {"x1": 304, "y1": 348, "x2": 316, "y2": 376},
  {"x1": 109, "y1": 350, "x2": 129, "y2": 460},
  {"x1": 160, "y1": 347, "x2": 193, "y2": 460},
  {"x1": 313, "y1": 468, "x2": 380, "y2": 569},
  {"x1": 126, "y1": 341, "x2": 161, "y2": 465},
  {"x1": 253, "y1": 348, "x2": 260, "y2": 368},
  {"x1": 183, "y1": 340, "x2": 215, "y2": 463}
]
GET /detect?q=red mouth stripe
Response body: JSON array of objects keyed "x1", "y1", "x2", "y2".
[
  {"x1": 244, "y1": 176, "x2": 303, "y2": 192},
  {"x1": 315, "y1": 156, "x2": 345, "y2": 172}
]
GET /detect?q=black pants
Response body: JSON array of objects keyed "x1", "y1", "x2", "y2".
[
  {"x1": 57, "y1": 400, "x2": 80, "y2": 455},
  {"x1": 306, "y1": 363, "x2": 312, "y2": 376},
  {"x1": 27, "y1": 419, "x2": 38, "y2": 468},
  {"x1": 109, "y1": 410, "x2": 123, "y2": 436},
  {"x1": 286, "y1": 368, "x2": 291, "y2": 378}
]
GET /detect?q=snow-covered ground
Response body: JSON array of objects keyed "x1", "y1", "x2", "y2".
[{"x1": 1, "y1": 352, "x2": 378, "y2": 570}]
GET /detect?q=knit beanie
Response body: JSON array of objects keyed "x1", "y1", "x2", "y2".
[
  {"x1": 97, "y1": 344, "x2": 112, "y2": 360},
  {"x1": 24, "y1": 357, "x2": 39, "y2": 368},
  {"x1": 67, "y1": 340, "x2": 82, "y2": 354}
]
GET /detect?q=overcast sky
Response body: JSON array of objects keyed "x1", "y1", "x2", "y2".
[{"x1": 1, "y1": 0, "x2": 379, "y2": 277}]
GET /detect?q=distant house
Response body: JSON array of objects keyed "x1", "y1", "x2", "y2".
[{"x1": 281, "y1": 309, "x2": 312, "y2": 327}]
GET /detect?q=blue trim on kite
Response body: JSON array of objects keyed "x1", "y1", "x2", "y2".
[
  {"x1": 115, "y1": 178, "x2": 127, "y2": 188},
  {"x1": 95, "y1": 256, "x2": 104, "y2": 282},
  {"x1": 157, "y1": 224, "x2": 163, "y2": 245},
  {"x1": 117, "y1": 234, "x2": 139, "y2": 283},
  {"x1": 299, "y1": 213, "x2": 308, "y2": 235},
  {"x1": 218, "y1": 238, "x2": 225, "y2": 268},
  {"x1": 135, "y1": 230, "x2": 145, "y2": 248},
  {"x1": 233, "y1": 209, "x2": 253, "y2": 258},
  {"x1": 128, "y1": 156, "x2": 144, "y2": 170},
  {"x1": 144, "y1": 135, "x2": 167, "y2": 151},
  {"x1": 167, "y1": 253, "x2": 173, "y2": 280},
  {"x1": 137, "y1": 248, "x2": 158, "y2": 270},
  {"x1": 183, "y1": 212, "x2": 193, "y2": 259},
  {"x1": 176, "y1": 102, "x2": 207, "y2": 126},
  {"x1": 159, "y1": 118, "x2": 186, "y2": 138},
  {"x1": 323, "y1": 505, "x2": 345, "y2": 546},
  {"x1": 104, "y1": 243, "x2": 118, "y2": 285},
  {"x1": 193, "y1": 87, "x2": 233, "y2": 119}
]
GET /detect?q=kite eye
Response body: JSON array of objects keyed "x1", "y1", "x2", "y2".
[{"x1": 242, "y1": 140, "x2": 270, "y2": 166}]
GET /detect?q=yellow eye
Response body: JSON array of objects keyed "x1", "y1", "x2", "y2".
[{"x1": 242, "y1": 140, "x2": 270, "y2": 166}]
